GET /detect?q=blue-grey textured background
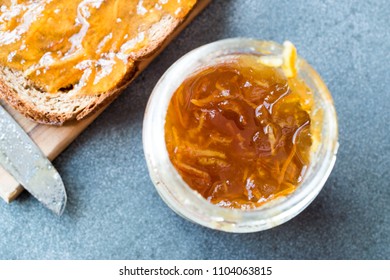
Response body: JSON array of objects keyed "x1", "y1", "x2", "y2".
[{"x1": 0, "y1": 0, "x2": 389, "y2": 259}]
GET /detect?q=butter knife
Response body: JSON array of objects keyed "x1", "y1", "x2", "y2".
[{"x1": 0, "y1": 106, "x2": 67, "y2": 215}]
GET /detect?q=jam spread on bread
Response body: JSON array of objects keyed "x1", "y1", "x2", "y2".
[
  {"x1": 0, "y1": 0, "x2": 196, "y2": 94},
  {"x1": 164, "y1": 54, "x2": 314, "y2": 209}
]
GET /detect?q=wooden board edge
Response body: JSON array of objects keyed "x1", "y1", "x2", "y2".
[{"x1": 0, "y1": 172, "x2": 24, "y2": 203}]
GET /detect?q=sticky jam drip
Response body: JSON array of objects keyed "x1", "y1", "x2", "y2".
[
  {"x1": 165, "y1": 55, "x2": 314, "y2": 209},
  {"x1": 0, "y1": 0, "x2": 196, "y2": 94}
]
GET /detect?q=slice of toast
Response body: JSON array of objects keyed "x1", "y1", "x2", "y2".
[{"x1": 0, "y1": 1, "x2": 196, "y2": 125}]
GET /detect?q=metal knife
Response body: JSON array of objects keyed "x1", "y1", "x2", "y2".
[{"x1": 0, "y1": 106, "x2": 67, "y2": 215}]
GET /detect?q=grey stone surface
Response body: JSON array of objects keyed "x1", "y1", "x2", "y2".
[{"x1": 0, "y1": 0, "x2": 389, "y2": 259}]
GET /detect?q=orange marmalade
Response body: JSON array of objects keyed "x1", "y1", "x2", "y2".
[
  {"x1": 0, "y1": 0, "x2": 196, "y2": 94},
  {"x1": 164, "y1": 54, "x2": 314, "y2": 209}
]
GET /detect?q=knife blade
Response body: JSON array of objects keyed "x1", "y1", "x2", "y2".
[{"x1": 0, "y1": 106, "x2": 67, "y2": 215}]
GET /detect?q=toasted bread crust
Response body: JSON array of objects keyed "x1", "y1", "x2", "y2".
[{"x1": 0, "y1": 8, "x2": 189, "y2": 125}]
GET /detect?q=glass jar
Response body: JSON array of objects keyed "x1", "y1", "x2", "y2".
[{"x1": 143, "y1": 38, "x2": 338, "y2": 233}]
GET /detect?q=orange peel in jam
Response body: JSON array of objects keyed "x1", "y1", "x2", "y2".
[
  {"x1": 165, "y1": 47, "x2": 314, "y2": 210},
  {"x1": 281, "y1": 41, "x2": 298, "y2": 78},
  {"x1": 258, "y1": 40, "x2": 298, "y2": 78}
]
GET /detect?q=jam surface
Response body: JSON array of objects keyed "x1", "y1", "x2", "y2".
[
  {"x1": 165, "y1": 55, "x2": 313, "y2": 209},
  {"x1": 0, "y1": 0, "x2": 195, "y2": 94}
]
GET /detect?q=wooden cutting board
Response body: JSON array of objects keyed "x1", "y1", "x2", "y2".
[{"x1": 0, "y1": 0, "x2": 211, "y2": 203}]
